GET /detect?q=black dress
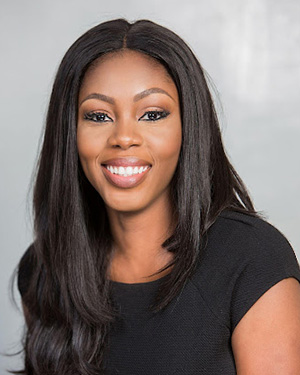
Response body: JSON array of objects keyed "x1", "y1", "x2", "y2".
[{"x1": 18, "y1": 211, "x2": 300, "y2": 374}]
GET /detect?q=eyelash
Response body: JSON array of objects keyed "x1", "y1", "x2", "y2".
[{"x1": 83, "y1": 110, "x2": 170, "y2": 123}]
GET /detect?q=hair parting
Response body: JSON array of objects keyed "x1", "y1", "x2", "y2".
[{"x1": 13, "y1": 18, "x2": 256, "y2": 374}]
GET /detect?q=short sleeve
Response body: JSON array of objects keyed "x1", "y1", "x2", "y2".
[
  {"x1": 230, "y1": 223, "x2": 300, "y2": 332},
  {"x1": 18, "y1": 243, "x2": 35, "y2": 298}
]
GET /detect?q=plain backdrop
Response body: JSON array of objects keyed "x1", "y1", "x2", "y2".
[{"x1": 1, "y1": 0, "x2": 299, "y2": 372}]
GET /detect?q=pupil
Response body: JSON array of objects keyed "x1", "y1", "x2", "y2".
[{"x1": 149, "y1": 112, "x2": 157, "y2": 119}]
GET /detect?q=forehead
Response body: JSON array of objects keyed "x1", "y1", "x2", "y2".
[{"x1": 81, "y1": 49, "x2": 175, "y2": 89}]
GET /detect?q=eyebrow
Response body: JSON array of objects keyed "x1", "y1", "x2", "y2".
[{"x1": 79, "y1": 87, "x2": 175, "y2": 106}]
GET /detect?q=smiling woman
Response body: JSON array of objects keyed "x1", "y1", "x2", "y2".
[
  {"x1": 15, "y1": 19, "x2": 300, "y2": 375},
  {"x1": 77, "y1": 50, "x2": 182, "y2": 219}
]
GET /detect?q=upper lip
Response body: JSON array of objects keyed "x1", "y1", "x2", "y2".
[{"x1": 101, "y1": 157, "x2": 152, "y2": 167}]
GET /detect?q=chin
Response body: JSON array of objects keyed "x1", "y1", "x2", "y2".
[
  {"x1": 106, "y1": 202, "x2": 148, "y2": 214},
  {"x1": 102, "y1": 194, "x2": 149, "y2": 214}
]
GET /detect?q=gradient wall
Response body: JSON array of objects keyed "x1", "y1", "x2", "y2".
[{"x1": 1, "y1": 0, "x2": 299, "y2": 371}]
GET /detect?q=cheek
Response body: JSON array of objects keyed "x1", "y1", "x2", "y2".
[
  {"x1": 77, "y1": 136, "x2": 103, "y2": 196},
  {"x1": 76, "y1": 130, "x2": 105, "y2": 188},
  {"x1": 149, "y1": 124, "x2": 182, "y2": 167},
  {"x1": 77, "y1": 129, "x2": 102, "y2": 164}
]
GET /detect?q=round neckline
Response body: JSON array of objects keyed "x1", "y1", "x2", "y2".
[{"x1": 109, "y1": 271, "x2": 171, "y2": 288}]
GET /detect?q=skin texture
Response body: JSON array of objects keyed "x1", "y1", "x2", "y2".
[
  {"x1": 232, "y1": 277, "x2": 300, "y2": 374},
  {"x1": 77, "y1": 49, "x2": 300, "y2": 372},
  {"x1": 77, "y1": 50, "x2": 182, "y2": 282}
]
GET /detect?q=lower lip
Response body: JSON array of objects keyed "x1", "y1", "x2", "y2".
[{"x1": 101, "y1": 165, "x2": 152, "y2": 188}]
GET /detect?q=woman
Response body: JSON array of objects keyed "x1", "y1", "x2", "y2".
[{"x1": 17, "y1": 18, "x2": 300, "y2": 374}]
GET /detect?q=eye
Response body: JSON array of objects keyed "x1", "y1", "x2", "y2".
[
  {"x1": 84, "y1": 111, "x2": 113, "y2": 123},
  {"x1": 139, "y1": 110, "x2": 170, "y2": 122}
]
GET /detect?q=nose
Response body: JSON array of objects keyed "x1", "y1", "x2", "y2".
[{"x1": 107, "y1": 117, "x2": 143, "y2": 149}]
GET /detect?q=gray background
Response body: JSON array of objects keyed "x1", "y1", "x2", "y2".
[{"x1": 1, "y1": 0, "x2": 299, "y2": 372}]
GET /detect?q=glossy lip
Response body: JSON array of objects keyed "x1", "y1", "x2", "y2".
[
  {"x1": 101, "y1": 157, "x2": 152, "y2": 167},
  {"x1": 101, "y1": 164, "x2": 151, "y2": 188}
]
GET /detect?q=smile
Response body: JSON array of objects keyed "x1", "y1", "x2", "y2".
[
  {"x1": 105, "y1": 165, "x2": 150, "y2": 176},
  {"x1": 101, "y1": 164, "x2": 152, "y2": 188}
]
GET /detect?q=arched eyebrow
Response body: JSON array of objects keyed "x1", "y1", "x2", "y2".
[
  {"x1": 79, "y1": 87, "x2": 175, "y2": 106},
  {"x1": 133, "y1": 88, "x2": 175, "y2": 102}
]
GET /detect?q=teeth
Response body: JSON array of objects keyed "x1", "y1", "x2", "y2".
[{"x1": 106, "y1": 165, "x2": 150, "y2": 176}]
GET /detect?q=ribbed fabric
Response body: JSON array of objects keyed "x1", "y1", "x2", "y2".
[{"x1": 18, "y1": 211, "x2": 300, "y2": 374}]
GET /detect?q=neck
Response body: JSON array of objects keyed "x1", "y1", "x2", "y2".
[{"x1": 106, "y1": 194, "x2": 176, "y2": 283}]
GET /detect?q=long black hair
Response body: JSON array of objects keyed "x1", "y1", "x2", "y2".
[{"x1": 16, "y1": 18, "x2": 255, "y2": 374}]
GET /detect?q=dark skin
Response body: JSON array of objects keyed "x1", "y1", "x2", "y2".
[
  {"x1": 22, "y1": 50, "x2": 300, "y2": 373},
  {"x1": 77, "y1": 51, "x2": 300, "y2": 372},
  {"x1": 77, "y1": 50, "x2": 181, "y2": 283}
]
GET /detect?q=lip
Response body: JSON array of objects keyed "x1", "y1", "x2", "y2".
[
  {"x1": 101, "y1": 164, "x2": 151, "y2": 188},
  {"x1": 101, "y1": 157, "x2": 152, "y2": 167}
]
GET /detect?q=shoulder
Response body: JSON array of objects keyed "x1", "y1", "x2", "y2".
[
  {"x1": 18, "y1": 243, "x2": 36, "y2": 298},
  {"x1": 204, "y1": 209, "x2": 297, "y2": 265},
  {"x1": 212, "y1": 209, "x2": 291, "y2": 247},
  {"x1": 190, "y1": 210, "x2": 300, "y2": 332}
]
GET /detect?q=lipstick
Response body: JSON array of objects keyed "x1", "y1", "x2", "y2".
[
  {"x1": 101, "y1": 157, "x2": 152, "y2": 167},
  {"x1": 101, "y1": 157, "x2": 152, "y2": 188}
]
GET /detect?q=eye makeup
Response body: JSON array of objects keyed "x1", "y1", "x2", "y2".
[
  {"x1": 139, "y1": 110, "x2": 170, "y2": 121},
  {"x1": 83, "y1": 111, "x2": 113, "y2": 122},
  {"x1": 83, "y1": 109, "x2": 171, "y2": 123}
]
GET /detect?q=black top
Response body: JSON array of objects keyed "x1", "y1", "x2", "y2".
[{"x1": 18, "y1": 211, "x2": 300, "y2": 374}]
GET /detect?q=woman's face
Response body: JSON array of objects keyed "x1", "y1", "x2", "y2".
[{"x1": 77, "y1": 50, "x2": 182, "y2": 214}]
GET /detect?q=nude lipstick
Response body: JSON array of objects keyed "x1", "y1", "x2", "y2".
[{"x1": 101, "y1": 157, "x2": 152, "y2": 189}]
